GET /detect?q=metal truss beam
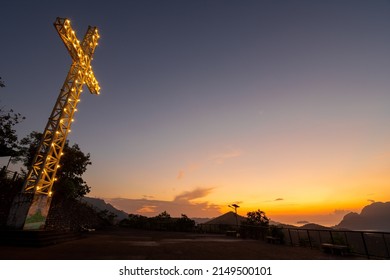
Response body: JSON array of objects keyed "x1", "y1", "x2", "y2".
[{"x1": 20, "y1": 17, "x2": 101, "y2": 230}]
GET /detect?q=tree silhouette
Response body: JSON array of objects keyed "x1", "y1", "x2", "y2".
[
  {"x1": 0, "y1": 109, "x2": 25, "y2": 158},
  {"x1": 156, "y1": 211, "x2": 171, "y2": 219},
  {"x1": 245, "y1": 209, "x2": 270, "y2": 227},
  {"x1": 19, "y1": 131, "x2": 92, "y2": 200},
  {"x1": 1, "y1": 76, "x2": 25, "y2": 159}
]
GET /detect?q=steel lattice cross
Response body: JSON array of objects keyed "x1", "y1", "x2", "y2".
[{"x1": 21, "y1": 18, "x2": 101, "y2": 230}]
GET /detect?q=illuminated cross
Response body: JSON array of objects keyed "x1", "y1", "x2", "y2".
[{"x1": 20, "y1": 18, "x2": 101, "y2": 230}]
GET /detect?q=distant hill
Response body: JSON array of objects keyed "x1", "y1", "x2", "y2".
[
  {"x1": 299, "y1": 223, "x2": 331, "y2": 230},
  {"x1": 204, "y1": 211, "x2": 291, "y2": 227},
  {"x1": 192, "y1": 217, "x2": 211, "y2": 224},
  {"x1": 204, "y1": 211, "x2": 246, "y2": 225},
  {"x1": 82, "y1": 197, "x2": 129, "y2": 221},
  {"x1": 335, "y1": 202, "x2": 390, "y2": 232}
]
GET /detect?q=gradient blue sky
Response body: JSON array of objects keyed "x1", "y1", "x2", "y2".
[{"x1": 1, "y1": 0, "x2": 390, "y2": 225}]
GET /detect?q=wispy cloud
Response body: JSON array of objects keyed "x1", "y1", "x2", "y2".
[
  {"x1": 210, "y1": 148, "x2": 242, "y2": 164},
  {"x1": 137, "y1": 205, "x2": 157, "y2": 214},
  {"x1": 176, "y1": 148, "x2": 241, "y2": 181},
  {"x1": 176, "y1": 163, "x2": 200, "y2": 180},
  {"x1": 367, "y1": 199, "x2": 375, "y2": 203},
  {"x1": 332, "y1": 209, "x2": 349, "y2": 215},
  {"x1": 177, "y1": 170, "x2": 185, "y2": 180},
  {"x1": 231, "y1": 201, "x2": 243, "y2": 205},
  {"x1": 174, "y1": 187, "x2": 214, "y2": 203},
  {"x1": 263, "y1": 198, "x2": 285, "y2": 203},
  {"x1": 106, "y1": 187, "x2": 221, "y2": 218}
]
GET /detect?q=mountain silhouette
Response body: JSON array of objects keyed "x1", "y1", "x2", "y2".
[
  {"x1": 335, "y1": 202, "x2": 390, "y2": 232},
  {"x1": 204, "y1": 211, "x2": 289, "y2": 227},
  {"x1": 299, "y1": 223, "x2": 331, "y2": 230},
  {"x1": 205, "y1": 211, "x2": 246, "y2": 225},
  {"x1": 82, "y1": 197, "x2": 129, "y2": 221}
]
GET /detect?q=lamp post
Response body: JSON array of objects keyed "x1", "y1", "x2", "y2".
[{"x1": 228, "y1": 203, "x2": 240, "y2": 232}]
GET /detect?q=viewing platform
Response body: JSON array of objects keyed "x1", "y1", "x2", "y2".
[{"x1": 0, "y1": 228, "x2": 363, "y2": 260}]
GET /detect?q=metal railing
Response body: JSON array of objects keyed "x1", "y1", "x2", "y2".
[
  {"x1": 0, "y1": 166, "x2": 21, "y2": 181},
  {"x1": 282, "y1": 227, "x2": 390, "y2": 259},
  {"x1": 198, "y1": 223, "x2": 390, "y2": 259}
]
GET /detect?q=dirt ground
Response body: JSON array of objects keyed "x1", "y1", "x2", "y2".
[{"x1": 0, "y1": 227, "x2": 362, "y2": 260}]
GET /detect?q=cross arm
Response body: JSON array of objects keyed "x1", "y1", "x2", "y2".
[
  {"x1": 85, "y1": 65, "x2": 101, "y2": 95},
  {"x1": 80, "y1": 26, "x2": 101, "y2": 94},
  {"x1": 54, "y1": 17, "x2": 84, "y2": 63},
  {"x1": 54, "y1": 17, "x2": 101, "y2": 95}
]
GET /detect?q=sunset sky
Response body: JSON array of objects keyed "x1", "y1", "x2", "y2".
[{"x1": 1, "y1": 0, "x2": 390, "y2": 226}]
